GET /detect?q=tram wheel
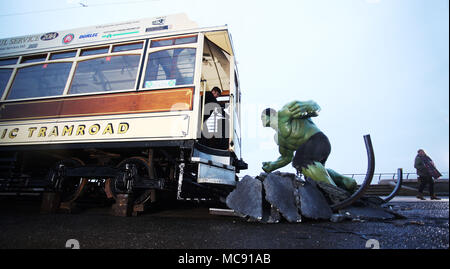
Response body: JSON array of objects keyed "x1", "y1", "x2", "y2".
[
  {"x1": 106, "y1": 157, "x2": 155, "y2": 206},
  {"x1": 50, "y1": 158, "x2": 87, "y2": 203}
]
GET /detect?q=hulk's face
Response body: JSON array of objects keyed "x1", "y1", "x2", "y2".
[
  {"x1": 261, "y1": 108, "x2": 276, "y2": 127},
  {"x1": 261, "y1": 114, "x2": 270, "y2": 127}
]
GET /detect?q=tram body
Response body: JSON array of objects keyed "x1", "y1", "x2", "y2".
[{"x1": 0, "y1": 14, "x2": 246, "y2": 206}]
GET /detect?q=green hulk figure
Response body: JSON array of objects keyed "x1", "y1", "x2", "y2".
[{"x1": 261, "y1": 100, "x2": 357, "y2": 193}]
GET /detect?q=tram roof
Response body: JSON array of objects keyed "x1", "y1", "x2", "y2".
[{"x1": 0, "y1": 13, "x2": 234, "y2": 57}]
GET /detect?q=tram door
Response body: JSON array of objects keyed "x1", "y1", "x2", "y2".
[{"x1": 199, "y1": 37, "x2": 233, "y2": 150}]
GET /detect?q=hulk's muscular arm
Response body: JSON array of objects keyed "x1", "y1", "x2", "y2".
[
  {"x1": 262, "y1": 146, "x2": 294, "y2": 173},
  {"x1": 282, "y1": 100, "x2": 320, "y2": 119}
]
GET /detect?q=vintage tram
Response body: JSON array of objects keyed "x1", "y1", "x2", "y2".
[{"x1": 0, "y1": 14, "x2": 247, "y2": 214}]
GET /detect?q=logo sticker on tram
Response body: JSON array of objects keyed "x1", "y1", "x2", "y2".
[
  {"x1": 79, "y1": 33, "x2": 98, "y2": 39},
  {"x1": 41, "y1": 32, "x2": 59, "y2": 41},
  {"x1": 152, "y1": 17, "x2": 166, "y2": 25},
  {"x1": 62, "y1": 33, "x2": 75, "y2": 44},
  {"x1": 145, "y1": 79, "x2": 176, "y2": 89},
  {"x1": 146, "y1": 25, "x2": 169, "y2": 32}
]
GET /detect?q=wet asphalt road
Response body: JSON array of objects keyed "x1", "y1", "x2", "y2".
[{"x1": 0, "y1": 196, "x2": 448, "y2": 249}]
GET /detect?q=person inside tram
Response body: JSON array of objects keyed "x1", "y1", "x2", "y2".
[
  {"x1": 201, "y1": 87, "x2": 227, "y2": 149},
  {"x1": 203, "y1": 86, "x2": 222, "y2": 121}
]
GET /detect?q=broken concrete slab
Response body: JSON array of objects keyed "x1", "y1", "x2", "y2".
[
  {"x1": 297, "y1": 177, "x2": 333, "y2": 220},
  {"x1": 226, "y1": 175, "x2": 263, "y2": 220},
  {"x1": 263, "y1": 172, "x2": 302, "y2": 223},
  {"x1": 226, "y1": 172, "x2": 405, "y2": 224}
]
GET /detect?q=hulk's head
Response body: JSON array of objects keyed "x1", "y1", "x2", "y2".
[{"x1": 261, "y1": 108, "x2": 277, "y2": 128}]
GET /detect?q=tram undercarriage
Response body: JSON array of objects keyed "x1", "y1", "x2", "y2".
[{"x1": 0, "y1": 140, "x2": 246, "y2": 216}]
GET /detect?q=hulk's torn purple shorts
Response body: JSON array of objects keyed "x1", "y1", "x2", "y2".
[{"x1": 292, "y1": 132, "x2": 331, "y2": 171}]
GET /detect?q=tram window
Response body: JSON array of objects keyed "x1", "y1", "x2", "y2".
[
  {"x1": 7, "y1": 63, "x2": 72, "y2": 100},
  {"x1": 143, "y1": 48, "x2": 196, "y2": 88},
  {"x1": 50, "y1": 50, "x2": 77, "y2": 60},
  {"x1": 0, "y1": 58, "x2": 18, "y2": 66},
  {"x1": 112, "y1": 42, "x2": 143, "y2": 52},
  {"x1": 150, "y1": 36, "x2": 197, "y2": 48},
  {"x1": 21, "y1": 54, "x2": 47, "y2": 64},
  {"x1": 69, "y1": 54, "x2": 141, "y2": 94},
  {"x1": 174, "y1": 36, "x2": 197, "y2": 45},
  {"x1": 150, "y1": 39, "x2": 172, "y2": 48},
  {"x1": 0, "y1": 69, "x2": 13, "y2": 97},
  {"x1": 80, "y1": 46, "x2": 109, "y2": 56}
]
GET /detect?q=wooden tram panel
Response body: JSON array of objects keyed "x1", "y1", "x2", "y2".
[{"x1": 0, "y1": 88, "x2": 194, "y2": 121}]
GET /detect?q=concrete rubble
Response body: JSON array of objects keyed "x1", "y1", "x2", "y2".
[
  {"x1": 263, "y1": 172, "x2": 302, "y2": 222},
  {"x1": 225, "y1": 171, "x2": 404, "y2": 223},
  {"x1": 225, "y1": 175, "x2": 263, "y2": 220}
]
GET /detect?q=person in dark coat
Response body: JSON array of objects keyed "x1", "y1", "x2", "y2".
[
  {"x1": 202, "y1": 86, "x2": 222, "y2": 123},
  {"x1": 200, "y1": 87, "x2": 223, "y2": 148},
  {"x1": 204, "y1": 86, "x2": 221, "y2": 105},
  {"x1": 414, "y1": 149, "x2": 442, "y2": 200}
]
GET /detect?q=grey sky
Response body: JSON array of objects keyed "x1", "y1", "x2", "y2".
[{"x1": 1, "y1": 0, "x2": 448, "y2": 181}]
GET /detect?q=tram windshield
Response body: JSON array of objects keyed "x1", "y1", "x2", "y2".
[{"x1": 143, "y1": 48, "x2": 196, "y2": 88}]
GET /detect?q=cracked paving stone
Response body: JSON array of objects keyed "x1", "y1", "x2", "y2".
[
  {"x1": 298, "y1": 177, "x2": 333, "y2": 220},
  {"x1": 226, "y1": 175, "x2": 263, "y2": 220},
  {"x1": 263, "y1": 173, "x2": 301, "y2": 223}
]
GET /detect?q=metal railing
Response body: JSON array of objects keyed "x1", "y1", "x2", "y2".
[{"x1": 343, "y1": 171, "x2": 449, "y2": 183}]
